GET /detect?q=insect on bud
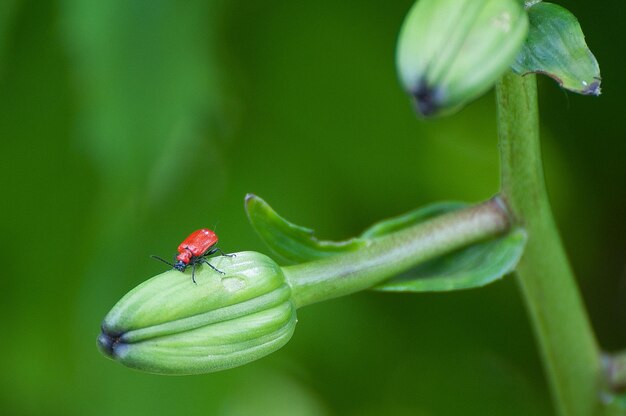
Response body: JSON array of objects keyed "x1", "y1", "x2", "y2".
[
  {"x1": 396, "y1": 0, "x2": 528, "y2": 117},
  {"x1": 97, "y1": 252, "x2": 296, "y2": 375}
]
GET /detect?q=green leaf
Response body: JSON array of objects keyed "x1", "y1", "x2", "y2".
[
  {"x1": 246, "y1": 196, "x2": 468, "y2": 263},
  {"x1": 362, "y1": 201, "x2": 467, "y2": 238},
  {"x1": 245, "y1": 194, "x2": 366, "y2": 263},
  {"x1": 511, "y1": 2, "x2": 601, "y2": 95},
  {"x1": 374, "y1": 228, "x2": 526, "y2": 292},
  {"x1": 246, "y1": 194, "x2": 525, "y2": 292}
]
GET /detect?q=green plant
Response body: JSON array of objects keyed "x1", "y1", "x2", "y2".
[{"x1": 98, "y1": 1, "x2": 623, "y2": 414}]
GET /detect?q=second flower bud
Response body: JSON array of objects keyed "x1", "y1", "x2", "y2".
[{"x1": 396, "y1": 0, "x2": 528, "y2": 117}]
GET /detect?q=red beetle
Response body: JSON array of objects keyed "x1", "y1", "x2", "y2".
[{"x1": 152, "y1": 228, "x2": 233, "y2": 283}]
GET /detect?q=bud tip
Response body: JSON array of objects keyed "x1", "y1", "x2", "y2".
[
  {"x1": 411, "y1": 80, "x2": 442, "y2": 117},
  {"x1": 97, "y1": 328, "x2": 125, "y2": 359}
]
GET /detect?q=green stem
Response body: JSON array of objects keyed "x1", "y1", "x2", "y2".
[
  {"x1": 283, "y1": 198, "x2": 509, "y2": 308},
  {"x1": 496, "y1": 72, "x2": 602, "y2": 416}
]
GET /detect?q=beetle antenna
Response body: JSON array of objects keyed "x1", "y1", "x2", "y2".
[{"x1": 151, "y1": 255, "x2": 175, "y2": 268}]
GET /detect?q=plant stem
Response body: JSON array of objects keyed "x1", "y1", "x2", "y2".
[
  {"x1": 283, "y1": 198, "x2": 509, "y2": 308},
  {"x1": 496, "y1": 72, "x2": 601, "y2": 416}
]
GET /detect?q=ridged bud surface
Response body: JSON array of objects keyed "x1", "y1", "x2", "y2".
[
  {"x1": 397, "y1": 0, "x2": 528, "y2": 116},
  {"x1": 98, "y1": 252, "x2": 296, "y2": 375}
]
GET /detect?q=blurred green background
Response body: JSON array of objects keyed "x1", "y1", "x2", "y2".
[{"x1": 0, "y1": 1, "x2": 624, "y2": 415}]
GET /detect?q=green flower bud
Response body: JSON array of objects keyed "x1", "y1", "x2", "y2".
[
  {"x1": 97, "y1": 252, "x2": 296, "y2": 375},
  {"x1": 397, "y1": 0, "x2": 528, "y2": 117}
]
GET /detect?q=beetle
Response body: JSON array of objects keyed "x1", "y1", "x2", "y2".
[{"x1": 152, "y1": 228, "x2": 233, "y2": 283}]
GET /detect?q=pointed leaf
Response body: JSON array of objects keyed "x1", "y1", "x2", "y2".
[
  {"x1": 511, "y1": 2, "x2": 601, "y2": 95},
  {"x1": 246, "y1": 194, "x2": 526, "y2": 292},
  {"x1": 245, "y1": 194, "x2": 366, "y2": 263},
  {"x1": 374, "y1": 228, "x2": 526, "y2": 292}
]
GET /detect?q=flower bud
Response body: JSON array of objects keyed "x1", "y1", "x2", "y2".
[
  {"x1": 396, "y1": 0, "x2": 528, "y2": 117},
  {"x1": 97, "y1": 252, "x2": 296, "y2": 375}
]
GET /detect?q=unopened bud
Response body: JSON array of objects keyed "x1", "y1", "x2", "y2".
[
  {"x1": 97, "y1": 252, "x2": 296, "y2": 375},
  {"x1": 397, "y1": 0, "x2": 528, "y2": 117}
]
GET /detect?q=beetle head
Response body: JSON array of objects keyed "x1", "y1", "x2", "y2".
[{"x1": 174, "y1": 260, "x2": 187, "y2": 272}]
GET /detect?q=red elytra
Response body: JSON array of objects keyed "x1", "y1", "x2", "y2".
[
  {"x1": 152, "y1": 228, "x2": 231, "y2": 283},
  {"x1": 176, "y1": 228, "x2": 218, "y2": 265}
]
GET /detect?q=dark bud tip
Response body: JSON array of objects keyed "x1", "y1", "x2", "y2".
[
  {"x1": 97, "y1": 328, "x2": 124, "y2": 359},
  {"x1": 411, "y1": 81, "x2": 441, "y2": 117}
]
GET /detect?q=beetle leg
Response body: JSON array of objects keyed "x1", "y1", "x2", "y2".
[
  {"x1": 191, "y1": 263, "x2": 197, "y2": 284},
  {"x1": 206, "y1": 247, "x2": 236, "y2": 258},
  {"x1": 200, "y1": 258, "x2": 225, "y2": 275}
]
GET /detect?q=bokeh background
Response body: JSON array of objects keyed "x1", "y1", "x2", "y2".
[{"x1": 0, "y1": 1, "x2": 624, "y2": 415}]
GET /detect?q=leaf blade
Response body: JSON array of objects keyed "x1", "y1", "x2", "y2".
[
  {"x1": 511, "y1": 2, "x2": 601, "y2": 95},
  {"x1": 245, "y1": 194, "x2": 366, "y2": 263},
  {"x1": 374, "y1": 228, "x2": 526, "y2": 292}
]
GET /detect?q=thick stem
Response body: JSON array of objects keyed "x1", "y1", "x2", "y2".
[
  {"x1": 496, "y1": 72, "x2": 602, "y2": 416},
  {"x1": 283, "y1": 198, "x2": 509, "y2": 308}
]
